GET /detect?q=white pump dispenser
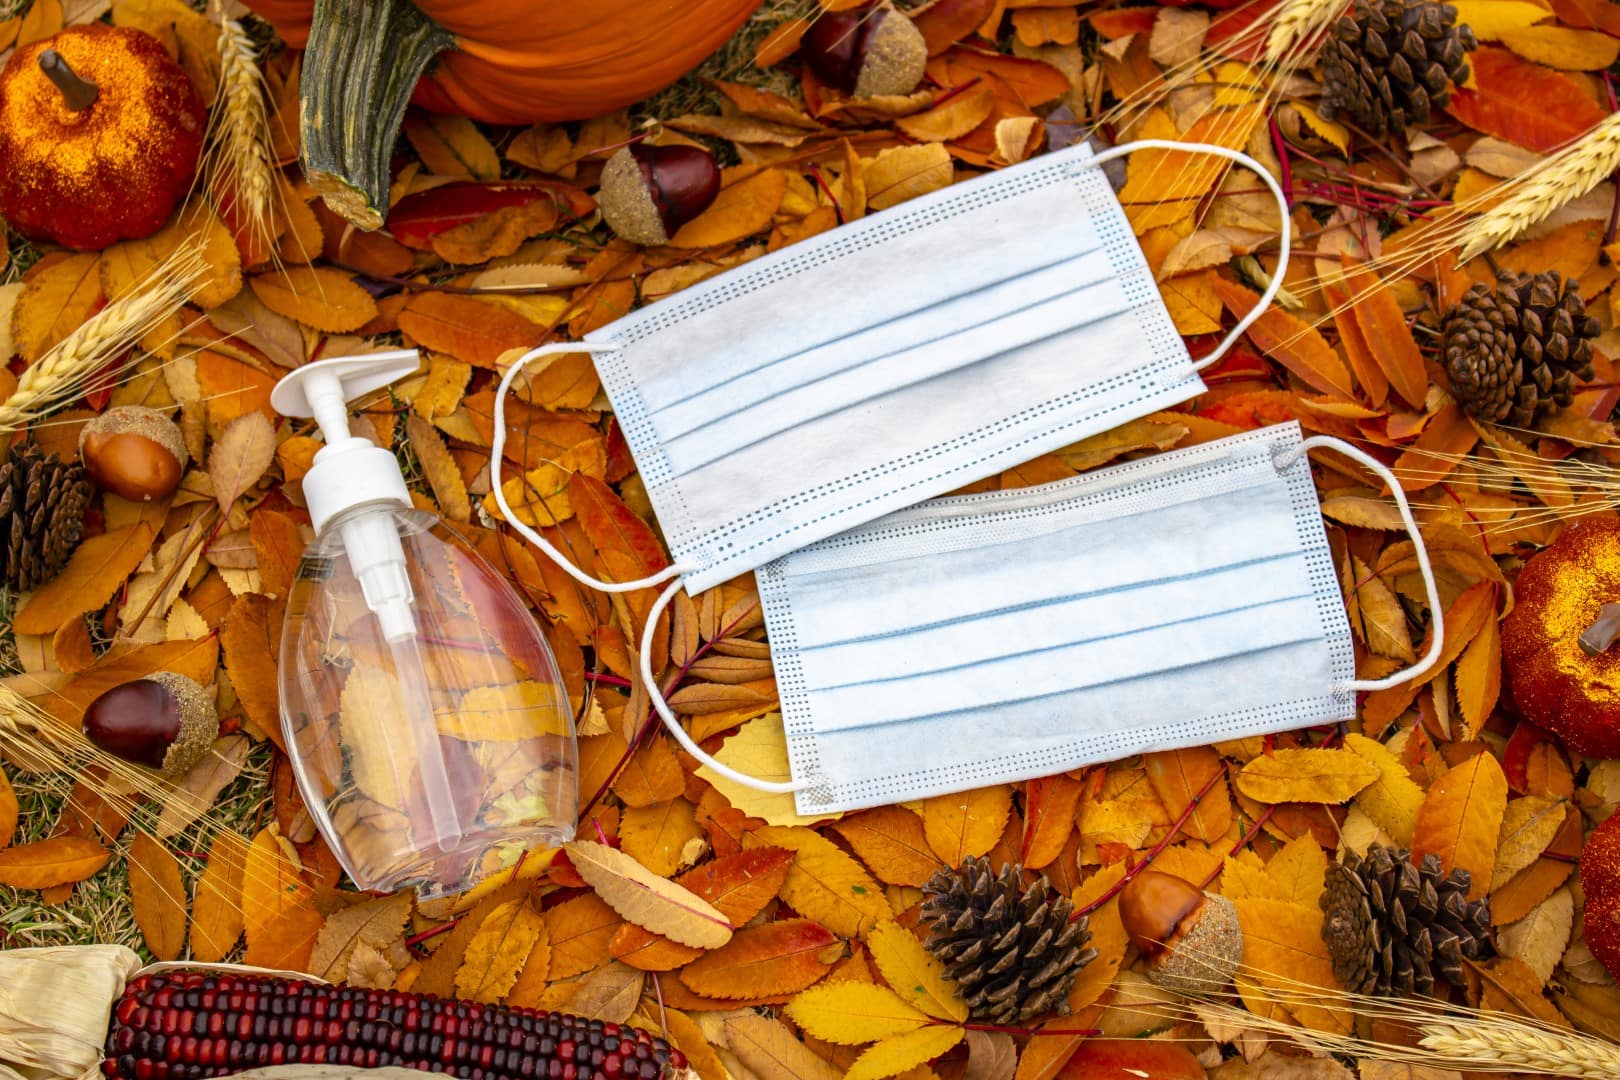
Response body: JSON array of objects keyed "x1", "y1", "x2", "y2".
[{"x1": 271, "y1": 351, "x2": 462, "y2": 853}]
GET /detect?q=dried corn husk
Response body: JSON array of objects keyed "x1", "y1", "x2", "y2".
[{"x1": 0, "y1": 945, "x2": 140, "y2": 1080}]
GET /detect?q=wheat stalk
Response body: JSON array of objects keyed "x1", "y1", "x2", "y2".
[
  {"x1": 1420, "y1": 1018, "x2": 1620, "y2": 1077},
  {"x1": 1264, "y1": 0, "x2": 1352, "y2": 62},
  {"x1": 205, "y1": 16, "x2": 277, "y2": 258},
  {"x1": 1458, "y1": 112, "x2": 1620, "y2": 262},
  {"x1": 0, "y1": 245, "x2": 207, "y2": 432}
]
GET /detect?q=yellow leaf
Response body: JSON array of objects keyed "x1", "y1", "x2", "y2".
[
  {"x1": 1501, "y1": 24, "x2": 1620, "y2": 69},
  {"x1": 455, "y1": 896, "x2": 545, "y2": 1004},
  {"x1": 1236, "y1": 749, "x2": 1379, "y2": 804},
  {"x1": 752, "y1": 825, "x2": 893, "y2": 939},
  {"x1": 846, "y1": 1025, "x2": 964, "y2": 1080},
  {"x1": 210, "y1": 411, "x2": 278, "y2": 515},
  {"x1": 671, "y1": 168, "x2": 789, "y2": 247},
  {"x1": 1455, "y1": 613, "x2": 1502, "y2": 739},
  {"x1": 923, "y1": 786, "x2": 1012, "y2": 866},
  {"x1": 0, "y1": 835, "x2": 109, "y2": 889},
  {"x1": 402, "y1": 111, "x2": 501, "y2": 181},
  {"x1": 1450, "y1": 0, "x2": 1552, "y2": 40},
  {"x1": 1222, "y1": 855, "x2": 1281, "y2": 901},
  {"x1": 13, "y1": 524, "x2": 153, "y2": 635},
  {"x1": 241, "y1": 827, "x2": 322, "y2": 971},
  {"x1": 341, "y1": 664, "x2": 409, "y2": 809},
  {"x1": 619, "y1": 798, "x2": 705, "y2": 877},
  {"x1": 1412, "y1": 751, "x2": 1509, "y2": 900},
  {"x1": 895, "y1": 88, "x2": 996, "y2": 142},
  {"x1": 1144, "y1": 746, "x2": 1232, "y2": 843},
  {"x1": 869, "y1": 922, "x2": 968, "y2": 1022},
  {"x1": 1350, "y1": 555, "x2": 1416, "y2": 663},
  {"x1": 1343, "y1": 732, "x2": 1424, "y2": 847},
  {"x1": 441, "y1": 681, "x2": 570, "y2": 741},
  {"x1": 12, "y1": 252, "x2": 101, "y2": 362},
  {"x1": 1291, "y1": 101, "x2": 1349, "y2": 152},
  {"x1": 128, "y1": 832, "x2": 187, "y2": 962},
  {"x1": 724, "y1": 1012, "x2": 842, "y2": 1080},
  {"x1": 1231, "y1": 896, "x2": 1351, "y2": 1034},
  {"x1": 543, "y1": 892, "x2": 622, "y2": 981},
  {"x1": 1065, "y1": 863, "x2": 1129, "y2": 1012},
  {"x1": 862, "y1": 144, "x2": 954, "y2": 211},
  {"x1": 786, "y1": 981, "x2": 932, "y2": 1045},
  {"x1": 697, "y1": 714, "x2": 838, "y2": 827},
  {"x1": 405, "y1": 413, "x2": 471, "y2": 524},
  {"x1": 189, "y1": 830, "x2": 247, "y2": 963},
  {"x1": 1265, "y1": 835, "x2": 1329, "y2": 908},
  {"x1": 249, "y1": 266, "x2": 379, "y2": 333},
  {"x1": 564, "y1": 839, "x2": 732, "y2": 949},
  {"x1": 308, "y1": 892, "x2": 412, "y2": 984},
  {"x1": 1493, "y1": 795, "x2": 1567, "y2": 886}
]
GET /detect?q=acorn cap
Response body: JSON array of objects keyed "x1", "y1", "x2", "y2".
[
  {"x1": 853, "y1": 6, "x2": 928, "y2": 98},
  {"x1": 82, "y1": 671, "x2": 218, "y2": 779}
]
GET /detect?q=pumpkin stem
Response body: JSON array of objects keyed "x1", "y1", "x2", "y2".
[
  {"x1": 1580, "y1": 603, "x2": 1620, "y2": 657},
  {"x1": 38, "y1": 50, "x2": 99, "y2": 111},
  {"x1": 299, "y1": 0, "x2": 454, "y2": 230}
]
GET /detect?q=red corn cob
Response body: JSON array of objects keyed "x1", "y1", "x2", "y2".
[{"x1": 103, "y1": 971, "x2": 694, "y2": 1080}]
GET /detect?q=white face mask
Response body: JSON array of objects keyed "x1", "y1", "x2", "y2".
[
  {"x1": 492, "y1": 140, "x2": 1298, "y2": 799},
  {"x1": 740, "y1": 423, "x2": 1442, "y2": 812}
]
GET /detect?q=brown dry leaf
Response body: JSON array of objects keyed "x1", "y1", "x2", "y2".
[
  {"x1": 1349, "y1": 555, "x2": 1415, "y2": 662},
  {"x1": 1498, "y1": 884, "x2": 1573, "y2": 983},
  {"x1": 671, "y1": 168, "x2": 789, "y2": 248},
  {"x1": 564, "y1": 839, "x2": 733, "y2": 949},
  {"x1": 189, "y1": 829, "x2": 248, "y2": 963},
  {"x1": 406, "y1": 413, "x2": 471, "y2": 522},
  {"x1": 863, "y1": 144, "x2": 954, "y2": 211},
  {"x1": 242, "y1": 826, "x2": 323, "y2": 970},
  {"x1": 1412, "y1": 751, "x2": 1509, "y2": 900},
  {"x1": 13, "y1": 523, "x2": 153, "y2": 635},
  {"x1": 249, "y1": 266, "x2": 379, "y2": 333},
  {"x1": 403, "y1": 111, "x2": 501, "y2": 181},
  {"x1": 210, "y1": 411, "x2": 278, "y2": 516},
  {"x1": 829, "y1": 805, "x2": 943, "y2": 887},
  {"x1": 455, "y1": 895, "x2": 545, "y2": 1003},
  {"x1": 0, "y1": 835, "x2": 110, "y2": 889},
  {"x1": 679, "y1": 917, "x2": 839, "y2": 998},
  {"x1": 12, "y1": 251, "x2": 101, "y2": 362},
  {"x1": 1236, "y1": 749, "x2": 1380, "y2": 804},
  {"x1": 724, "y1": 1012, "x2": 842, "y2": 1080},
  {"x1": 127, "y1": 832, "x2": 188, "y2": 961},
  {"x1": 923, "y1": 785, "x2": 1013, "y2": 866},
  {"x1": 568, "y1": 961, "x2": 646, "y2": 1023},
  {"x1": 309, "y1": 892, "x2": 412, "y2": 983},
  {"x1": 1145, "y1": 747, "x2": 1232, "y2": 843},
  {"x1": 249, "y1": 509, "x2": 305, "y2": 600},
  {"x1": 1493, "y1": 794, "x2": 1566, "y2": 885}
]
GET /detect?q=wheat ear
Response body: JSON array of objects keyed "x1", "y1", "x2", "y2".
[
  {"x1": 206, "y1": 16, "x2": 277, "y2": 256},
  {"x1": 1459, "y1": 112, "x2": 1620, "y2": 262},
  {"x1": 1264, "y1": 0, "x2": 1353, "y2": 62},
  {"x1": 0, "y1": 245, "x2": 207, "y2": 432},
  {"x1": 1420, "y1": 1018, "x2": 1620, "y2": 1078}
]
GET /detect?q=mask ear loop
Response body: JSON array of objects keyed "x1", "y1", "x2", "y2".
[
  {"x1": 1085, "y1": 140, "x2": 1290, "y2": 372},
  {"x1": 494, "y1": 343, "x2": 816, "y2": 794},
  {"x1": 1274, "y1": 435, "x2": 1445, "y2": 693}
]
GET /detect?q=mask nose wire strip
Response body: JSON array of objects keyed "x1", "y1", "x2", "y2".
[
  {"x1": 492, "y1": 342, "x2": 697, "y2": 593},
  {"x1": 1086, "y1": 140, "x2": 1290, "y2": 372},
  {"x1": 1274, "y1": 435, "x2": 1444, "y2": 693},
  {"x1": 641, "y1": 576, "x2": 818, "y2": 794}
]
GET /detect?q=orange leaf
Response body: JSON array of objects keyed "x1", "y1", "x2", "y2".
[
  {"x1": 0, "y1": 767, "x2": 16, "y2": 851},
  {"x1": 1391, "y1": 404, "x2": 1480, "y2": 492},
  {"x1": 931, "y1": 46, "x2": 1071, "y2": 108},
  {"x1": 543, "y1": 891, "x2": 623, "y2": 981},
  {"x1": 397, "y1": 293, "x2": 546, "y2": 369},
  {"x1": 220, "y1": 593, "x2": 284, "y2": 751},
  {"x1": 42, "y1": 637, "x2": 218, "y2": 727},
  {"x1": 830, "y1": 805, "x2": 946, "y2": 887},
  {"x1": 1323, "y1": 273, "x2": 1390, "y2": 408},
  {"x1": 1345, "y1": 263, "x2": 1428, "y2": 409},
  {"x1": 671, "y1": 168, "x2": 788, "y2": 249},
  {"x1": 1214, "y1": 278, "x2": 1354, "y2": 397},
  {"x1": 1021, "y1": 775, "x2": 1083, "y2": 870},
  {"x1": 242, "y1": 827, "x2": 323, "y2": 971},
  {"x1": 913, "y1": 0, "x2": 1000, "y2": 54},
  {"x1": 679, "y1": 918, "x2": 839, "y2": 998},
  {"x1": 13, "y1": 524, "x2": 153, "y2": 635},
  {"x1": 611, "y1": 846, "x2": 794, "y2": 971},
  {"x1": 1446, "y1": 46, "x2": 1606, "y2": 152},
  {"x1": 1412, "y1": 751, "x2": 1509, "y2": 899},
  {"x1": 250, "y1": 509, "x2": 305, "y2": 599},
  {"x1": 190, "y1": 830, "x2": 248, "y2": 963},
  {"x1": 128, "y1": 832, "x2": 188, "y2": 961},
  {"x1": 924, "y1": 785, "x2": 1013, "y2": 866},
  {"x1": 1145, "y1": 747, "x2": 1233, "y2": 843},
  {"x1": 0, "y1": 835, "x2": 109, "y2": 889},
  {"x1": 248, "y1": 266, "x2": 378, "y2": 333},
  {"x1": 197, "y1": 351, "x2": 277, "y2": 425}
]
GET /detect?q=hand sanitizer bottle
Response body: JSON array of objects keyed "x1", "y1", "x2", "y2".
[{"x1": 271, "y1": 351, "x2": 577, "y2": 897}]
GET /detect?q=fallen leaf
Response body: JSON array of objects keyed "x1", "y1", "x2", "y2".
[
  {"x1": 564, "y1": 839, "x2": 732, "y2": 949},
  {"x1": 923, "y1": 785, "x2": 1013, "y2": 866},
  {"x1": 567, "y1": 961, "x2": 645, "y2": 1023},
  {"x1": 127, "y1": 832, "x2": 187, "y2": 961},
  {"x1": 210, "y1": 411, "x2": 277, "y2": 516},
  {"x1": 1493, "y1": 795, "x2": 1567, "y2": 884},
  {"x1": 189, "y1": 829, "x2": 248, "y2": 963},
  {"x1": 786, "y1": 981, "x2": 932, "y2": 1044},
  {"x1": 13, "y1": 523, "x2": 153, "y2": 635},
  {"x1": 1236, "y1": 749, "x2": 1380, "y2": 804},
  {"x1": 1216, "y1": 278, "x2": 1355, "y2": 397},
  {"x1": 1345, "y1": 263, "x2": 1428, "y2": 408},
  {"x1": 1498, "y1": 885, "x2": 1573, "y2": 983},
  {"x1": 248, "y1": 266, "x2": 378, "y2": 333},
  {"x1": 241, "y1": 827, "x2": 322, "y2": 970},
  {"x1": 671, "y1": 168, "x2": 789, "y2": 247},
  {"x1": 455, "y1": 895, "x2": 545, "y2": 1004},
  {"x1": 1020, "y1": 775, "x2": 1084, "y2": 871},
  {"x1": 1412, "y1": 751, "x2": 1509, "y2": 899},
  {"x1": 1145, "y1": 747, "x2": 1232, "y2": 843},
  {"x1": 750, "y1": 826, "x2": 899, "y2": 941},
  {"x1": 309, "y1": 892, "x2": 413, "y2": 983},
  {"x1": 724, "y1": 1012, "x2": 842, "y2": 1080},
  {"x1": 680, "y1": 917, "x2": 839, "y2": 998},
  {"x1": 862, "y1": 144, "x2": 954, "y2": 211},
  {"x1": 403, "y1": 111, "x2": 501, "y2": 181},
  {"x1": 1445, "y1": 46, "x2": 1607, "y2": 152},
  {"x1": 610, "y1": 846, "x2": 794, "y2": 971},
  {"x1": 1343, "y1": 733, "x2": 1424, "y2": 846},
  {"x1": 0, "y1": 767, "x2": 16, "y2": 850},
  {"x1": 846, "y1": 1025, "x2": 964, "y2": 1080},
  {"x1": 0, "y1": 835, "x2": 110, "y2": 889},
  {"x1": 619, "y1": 798, "x2": 705, "y2": 877},
  {"x1": 868, "y1": 921, "x2": 967, "y2": 1022},
  {"x1": 698, "y1": 714, "x2": 838, "y2": 827},
  {"x1": 12, "y1": 251, "x2": 101, "y2": 362}
]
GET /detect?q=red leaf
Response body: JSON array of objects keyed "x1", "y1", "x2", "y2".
[
  {"x1": 1087, "y1": 8, "x2": 1159, "y2": 38},
  {"x1": 1446, "y1": 47, "x2": 1606, "y2": 152},
  {"x1": 1549, "y1": 0, "x2": 1620, "y2": 34},
  {"x1": 1204, "y1": 0, "x2": 1286, "y2": 60},
  {"x1": 930, "y1": 47, "x2": 1071, "y2": 108},
  {"x1": 388, "y1": 181, "x2": 594, "y2": 250},
  {"x1": 912, "y1": 0, "x2": 998, "y2": 55},
  {"x1": 568, "y1": 475, "x2": 671, "y2": 585}
]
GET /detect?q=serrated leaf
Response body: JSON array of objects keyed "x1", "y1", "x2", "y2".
[
  {"x1": 248, "y1": 266, "x2": 379, "y2": 333},
  {"x1": 1344, "y1": 733, "x2": 1424, "y2": 847},
  {"x1": 455, "y1": 895, "x2": 544, "y2": 1004},
  {"x1": 1145, "y1": 747, "x2": 1232, "y2": 843},
  {"x1": 785, "y1": 981, "x2": 932, "y2": 1045},
  {"x1": 1446, "y1": 46, "x2": 1607, "y2": 152},
  {"x1": 1215, "y1": 278, "x2": 1354, "y2": 397},
  {"x1": 157, "y1": 735, "x2": 251, "y2": 838},
  {"x1": 1236, "y1": 749, "x2": 1379, "y2": 804},
  {"x1": 1412, "y1": 751, "x2": 1509, "y2": 900},
  {"x1": 1494, "y1": 795, "x2": 1566, "y2": 884},
  {"x1": 698, "y1": 714, "x2": 837, "y2": 827},
  {"x1": 564, "y1": 839, "x2": 732, "y2": 949},
  {"x1": 1455, "y1": 611, "x2": 1502, "y2": 739},
  {"x1": 1500, "y1": 886, "x2": 1574, "y2": 985},
  {"x1": 1231, "y1": 896, "x2": 1352, "y2": 1035},
  {"x1": 1349, "y1": 555, "x2": 1415, "y2": 663},
  {"x1": 1345, "y1": 263, "x2": 1428, "y2": 408},
  {"x1": 923, "y1": 785, "x2": 1012, "y2": 866},
  {"x1": 724, "y1": 1012, "x2": 842, "y2": 1080},
  {"x1": 210, "y1": 411, "x2": 277, "y2": 516},
  {"x1": 868, "y1": 921, "x2": 968, "y2": 1022},
  {"x1": 1020, "y1": 775, "x2": 1083, "y2": 871},
  {"x1": 443, "y1": 681, "x2": 570, "y2": 741},
  {"x1": 846, "y1": 1024, "x2": 964, "y2": 1080},
  {"x1": 406, "y1": 413, "x2": 471, "y2": 523},
  {"x1": 610, "y1": 846, "x2": 793, "y2": 971},
  {"x1": 402, "y1": 111, "x2": 501, "y2": 181},
  {"x1": 679, "y1": 918, "x2": 838, "y2": 998},
  {"x1": 751, "y1": 825, "x2": 893, "y2": 939},
  {"x1": 340, "y1": 664, "x2": 408, "y2": 808},
  {"x1": 619, "y1": 798, "x2": 704, "y2": 877},
  {"x1": 127, "y1": 833, "x2": 187, "y2": 961},
  {"x1": 309, "y1": 892, "x2": 412, "y2": 983},
  {"x1": 13, "y1": 524, "x2": 154, "y2": 635},
  {"x1": 241, "y1": 827, "x2": 322, "y2": 971}
]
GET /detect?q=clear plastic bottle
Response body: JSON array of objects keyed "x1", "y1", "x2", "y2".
[{"x1": 272, "y1": 352, "x2": 576, "y2": 897}]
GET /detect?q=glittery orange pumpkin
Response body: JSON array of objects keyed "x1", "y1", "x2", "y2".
[
  {"x1": 0, "y1": 25, "x2": 206, "y2": 251},
  {"x1": 1502, "y1": 518, "x2": 1620, "y2": 759},
  {"x1": 1579, "y1": 810, "x2": 1620, "y2": 979}
]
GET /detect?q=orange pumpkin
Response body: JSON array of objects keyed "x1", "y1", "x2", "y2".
[{"x1": 243, "y1": 0, "x2": 762, "y2": 227}]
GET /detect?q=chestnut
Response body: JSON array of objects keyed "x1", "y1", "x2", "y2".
[
  {"x1": 78, "y1": 405, "x2": 186, "y2": 502},
  {"x1": 1119, "y1": 870, "x2": 1243, "y2": 996},
  {"x1": 598, "y1": 143, "x2": 721, "y2": 246},
  {"x1": 801, "y1": 2, "x2": 928, "y2": 98},
  {"x1": 82, "y1": 671, "x2": 218, "y2": 778}
]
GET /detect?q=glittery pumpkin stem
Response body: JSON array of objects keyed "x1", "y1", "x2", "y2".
[
  {"x1": 1579, "y1": 602, "x2": 1620, "y2": 656},
  {"x1": 37, "y1": 49, "x2": 99, "y2": 111}
]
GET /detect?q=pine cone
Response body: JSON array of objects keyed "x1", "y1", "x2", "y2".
[
  {"x1": 0, "y1": 443, "x2": 93, "y2": 591},
  {"x1": 1319, "y1": 0, "x2": 1476, "y2": 138},
  {"x1": 1442, "y1": 271, "x2": 1599, "y2": 427},
  {"x1": 1320, "y1": 843, "x2": 1493, "y2": 997},
  {"x1": 920, "y1": 857, "x2": 1098, "y2": 1024}
]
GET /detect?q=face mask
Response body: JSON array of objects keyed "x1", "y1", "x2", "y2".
[
  {"x1": 492, "y1": 140, "x2": 1295, "y2": 797},
  {"x1": 740, "y1": 422, "x2": 1442, "y2": 812}
]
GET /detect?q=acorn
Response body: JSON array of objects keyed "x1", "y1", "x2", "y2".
[
  {"x1": 78, "y1": 405, "x2": 186, "y2": 502},
  {"x1": 1119, "y1": 870, "x2": 1243, "y2": 996},
  {"x1": 598, "y1": 143, "x2": 721, "y2": 246},
  {"x1": 801, "y1": 2, "x2": 929, "y2": 98},
  {"x1": 82, "y1": 672, "x2": 218, "y2": 779}
]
